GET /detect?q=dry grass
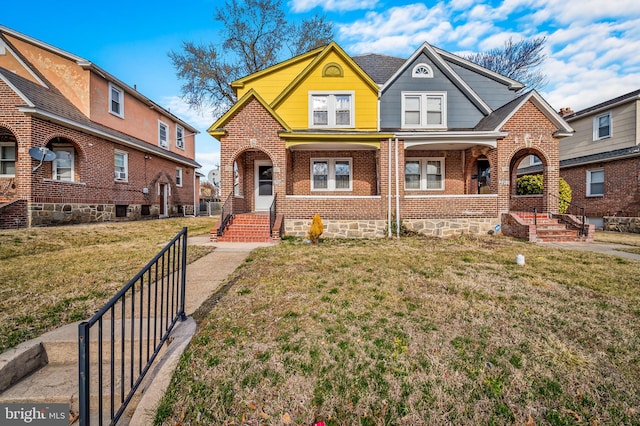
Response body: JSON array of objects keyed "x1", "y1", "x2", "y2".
[
  {"x1": 0, "y1": 217, "x2": 217, "y2": 352},
  {"x1": 156, "y1": 235, "x2": 640, "y2": 426},
  {"x1": 594, "y1": 230, "x2": 640, "y2": 247}
]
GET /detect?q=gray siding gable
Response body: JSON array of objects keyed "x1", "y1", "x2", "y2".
[
  {"x1": 447, "y1": 61, "x2": 518, "y2": 110},
  {"x1": 380, "y1": 52, "x2": 485, "y2": 130}
]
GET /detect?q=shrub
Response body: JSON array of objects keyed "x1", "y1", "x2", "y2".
[
  {"x1": 516, "y1": 175, "x2": 572, "y2": 214},
  {"x1": 307, "y1": 214, "x2": 324, "y2": 244}
]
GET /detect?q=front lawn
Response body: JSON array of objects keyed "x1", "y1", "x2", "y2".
[{"x1": 155, "y1": 236, "x2": 640, "y2": 425}]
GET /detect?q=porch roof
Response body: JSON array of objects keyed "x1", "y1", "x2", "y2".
[
  {"x1": 399, "y1": 130, "x2": 505, "y2": 150},
  {"x1": 281, "y1": 130, "x2": 393, "y2": 150}
]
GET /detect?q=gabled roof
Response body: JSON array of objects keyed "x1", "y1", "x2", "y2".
[
  {"x1": 352, "y1": 53, "x2": 406, "y2": 85},
  {"x1": 0, "y1": 25, "x2": 198, "y2": 133},
  {"x1": 207, "y1": 89, "x2": 290, "y2": 137},
  {"x1": 0, "y1": 67, "x2": 200, "y2": 168},
  {"x1": 381, "y1": 42, "x2": 493, "y2": 115},
  {"x1": 271, "y1": 42, "x2": 379, "y2": 109},
  {"x1": 474, "y1": 90, "x2": 573, "y2": 137},
  {"x1": 564, "y1": 88, "x2": 640, "y2": 121}
]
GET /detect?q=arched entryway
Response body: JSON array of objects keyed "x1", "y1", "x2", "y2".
[
  {"x1": 508, "y1": 148, "x2": 558, "y2": 214},
  {"x1": 226, "y1": 148, "x2": 276, "y2": 213},
  {"x1": 45, "y1": 136, "x2": 83, "y2": 182}
]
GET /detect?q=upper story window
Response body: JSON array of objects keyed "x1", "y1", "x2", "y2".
[
  {"x1": 412, "y1": 63, "x2": 434, "y2": 78},
  {"x1": 114, "y1": 150, "x2": 128, "y2": 182},
  {"x1": 593, "y1": 112, "x2": 611, "y2": 140},
  {"x1": 405, "y1": 157, "x2": 445, "y2": 190},
  {"x1": 109, "y1": 83, "x2": 124, "y2": 118},
  {"x1": 52, "y1": 146, "x2": 74, "y2": 182},
  {"x1": 311, "y1": 158, "x2": 352, "y2": 191},
  {"x1": 176, "y1": 126, "x2": 185, "y2": 150},
  {"x1": 158, "y1": 121, "x2": 169, "y2": 149},
  {"x1": 402, "y1": 92, "x2": 446, "y2": 129},
  {"x1": 176, "y1": 168, "x2": 183, "y2": 187},
  {"x1": 309, "y1": 92, "x2": 354, "y2": 128},
  {"x1": 0, "y1": 142, "x2": 16, "y2": 176},
  {"x1": 587, "y1": 169, "x2": 604, "y2": 196}
]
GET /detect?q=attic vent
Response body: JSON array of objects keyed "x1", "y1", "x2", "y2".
[
  {"x1": 412, "y1": 63, "x2": 433, "y2": 78},
  {"x1": 322, "y1": 63, "x2": 343, "y2": 78}
]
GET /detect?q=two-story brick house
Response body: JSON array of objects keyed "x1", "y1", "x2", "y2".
[
  {"x1": 210, "y1": 41, "x2": 583, "y2": 242},
  {"x1": 0, "y1": 25, "x2": 200, "y2": 229},
  {"x1": 558, "y1": 89, "x2": 640, "y2": 228}
]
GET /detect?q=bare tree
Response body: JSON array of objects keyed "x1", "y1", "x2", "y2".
[
  {"x1": 169, "y1": 0, "x2": 334, "y2": 118},
  {"x1": 464, "y1": 37, "x2": 547, "y2": 91}
]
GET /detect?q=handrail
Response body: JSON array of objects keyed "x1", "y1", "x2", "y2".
[
  {"x1": 218, "y1": 190, "x2": 234, "y2": 237},
  {"x1": 78, "y1": 227, "x2": 188, "y2": 425},
  {"x1": 269, "y1": 193, "x2": 277, "y2": 238},
  {"x1": 546, "y1": 191, "x2": 587, "y2": 236}
]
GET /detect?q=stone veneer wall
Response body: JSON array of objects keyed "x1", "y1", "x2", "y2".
[
  {"x1": 603, "y1": 217, "x2": 640, "y2": 233},
  {"x1": 285, "y1": 217, "x2": 499, "y2": 238},
  {"x1": 28, "y1": 202, "x2": 170, "y2": 226}
]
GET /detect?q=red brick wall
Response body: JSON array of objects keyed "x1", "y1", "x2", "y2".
[
  {"x1": 402, "y1": 195, "x2": 498, "y2": 219},
  {"x1": 561, "y1": 157, "x2": 640, "y2": 217},
  {"x1": 0, "y1": 200, "x2": 27, "y2": 229},
  {"x1": 283, "y1": 196, "x2": 383, "y2": 220}
]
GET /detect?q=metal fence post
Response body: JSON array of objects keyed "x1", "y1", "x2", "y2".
[
  {"x1": 179, "y1": 227, "x2": 188, "y2": 321},
  {"x1": 78, "y1": 322, "x2": 90, "y2": 426}
]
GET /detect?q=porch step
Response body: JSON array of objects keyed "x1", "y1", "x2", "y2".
[
  {"x1": 217, "y1": 213, "x2": 274, "y2": 243},
  {"x1": 506, "y1": 212, "x2": 587, "y2": 243}
]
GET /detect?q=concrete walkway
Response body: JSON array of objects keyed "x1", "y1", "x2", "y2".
[
  {"x1": 538, "y1": 241, "x2": 640, "y2": 261},
  {"x1": 129, "y1": 237, "x2": 275, "y2": 425}
]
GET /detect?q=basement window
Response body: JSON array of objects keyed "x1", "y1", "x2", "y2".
[{"x1": 115, "y1": 204, "x2": 128, "y2": 218}]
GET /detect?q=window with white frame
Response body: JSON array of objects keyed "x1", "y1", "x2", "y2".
[
  {"x1": 158, "y1": 121, "x2": 169, "y2": 149},
  {"x1": 530, "y1": 155, "x2": 542, "y2": 166},
  {"x1": 412, "y1": 63, "x2": 434, "y2": 78},
  {"x1": 176, "y1": 167, "x2": 183, "y2": 187},
  {"x1": 309, "y1": 92, "x2": 354, "y2": 128},
  {"x1": 109, "y1": 83, "x2": 124, "y2": 118},
  {"x1": 0, "y1": 143, "x2": 16, "y2": 176},
  {"x1": 176, "y1": 125, "x2": 184, "y2": 149},
  {"x1": 587, "y1": 169, "x2": 604, "y2": 196},
  {"x1": 402, "y1": 92, "x2": 446, "y2": 128},
  {"x1": 404, "y1": 158, "x2": 445, "y2": 190},
  {"x1": 114, "y1": 150, "x2": 128, "y2": 182},
  {"x1": 593, "y1": 112, "x2": 611, "y2": 140},
  {"x1": 311, "y1": 158, "x2": 352, "y2": 191},
  {"x1": 52, "y1": 147, "x2": 74, "y2": 181}
]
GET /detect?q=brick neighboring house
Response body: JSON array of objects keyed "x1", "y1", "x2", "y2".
[
  {"x1": 210, "y1": 41, "x2": 584, "y2": 242},
  {"x1": 0, "y1": 25, "x2": 200, "y2": 229},
  {"x1": 558, "y1": 89, "x2": 640, "y2": 228}
]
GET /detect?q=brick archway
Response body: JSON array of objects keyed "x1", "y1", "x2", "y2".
[{"x1": 508, "y1": 147, "x2": 558, "y2": 214}]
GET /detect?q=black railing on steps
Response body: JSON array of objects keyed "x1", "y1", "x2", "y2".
[
  {"x1": 78, "y1": 227, "x2": 188, "y2": 425},
  {"x1": 511, "y1": 193, "x2": 587, "y2": 237},
  {"x1": 218, "y1": 191, "x2": 234, "y2": 237},
  {"x1": 269, "y1": 193, "x2": 277, "y2": 238}
]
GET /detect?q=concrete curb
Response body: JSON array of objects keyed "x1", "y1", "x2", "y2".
[{"x1": 129, "y1": 317, "x2": 197, "y2": 426}]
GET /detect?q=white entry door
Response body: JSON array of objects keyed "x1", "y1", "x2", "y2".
[{"x1": 254, "y1": 160, "x2": 274, "y2": 211}]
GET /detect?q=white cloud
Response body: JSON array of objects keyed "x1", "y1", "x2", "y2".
[
  {"x1": 160, "y1": 96, "x2": 215, "y2": 130},
  {"x1": 289, "y1": 0, "x2": 378, "y2": 13},
  {"x1": 195, "y1": 150, "x2": 221, "y2": 176},
  {"x1": 530, "y1": 0, "x2": 640, "y2": 25}
]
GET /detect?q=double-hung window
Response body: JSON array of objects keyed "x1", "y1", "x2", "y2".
[
  {"x1": 114, "y1": 150, "x2": 128, "y2": 182},
  {"x1": 52, "y1": 147, "x2": 74, "y2": 182},
  {"x1": 593, "y1": 112, "x2": 611, "y2": 140},
  {"x1": 109, "y1": 83, "x2": 124, "y2": 118},
  {"x1": 176, "y1": 168, "x2": 183, "y2": 187},
  {"x1": 158, "y1": 121, "x2": 169, "y2": 149},
  {"x1": 311, "y1": 158, "x2": 352, "y2": 191},
  {"x1": 587, "y1": 169, "x2": 604, "y2": 196},
  {"x1": 176, "y1": 126, "x2": 184, "y2": 149},
  {"x1": 0, "y1": 143, "x2": 15, "y2": 176},
  {"x1": 402, "y1": 92, "x2": 446, "y2": 129},
  {"x1": 405, "y1": 158, "x2": 445, "y2": 190},
  {"x1": 309, "y1": 92, "x2": 354, "y2": 128}
]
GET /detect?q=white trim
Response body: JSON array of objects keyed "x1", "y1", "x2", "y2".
[
  {"x1": 404, "y1": 157, "x2": 445, "y2": 191},
  {"x1": 401, "y1": 92, "x2": 447, "y2": 129},
  {"x1": 586, "y1": 168, "x2": 604, "y2": 196},
  {"x1": 176, "y1": 125, "x2": 185, "y2": 150},
  {"x1": 310, "y1": 157, "x2": 352, "y2": 191},
  {"x1": 114, "y1": 149, "x2": 128, "y2": 182},
  {"x1": 286, "y1": 195, "x2": 380, "y2": 199},
  {"x1": 412, "y1": 63, "x2": 433, "y2": 78},
  {"x1": 254, "y1": 160, "x2": 274, "y2": 211},
  {"x1": 108, "y1": 83, "x2": 124, "y2": 118},
  {"x1": 0, "y1": 39, "x2": 48, "y2": 87},
  {"x1": 176, "y1": 167, "x2": 183, "y2": 187},
  {"x1": 592, "y1": 111, "x2": 612, "y2": 140},
  {"x1": 52, "y1": 146, "x2": 74, "y2": 182},
  {"x1": 405, "y1": 194, "x2": 498, "y2": 199},
  {"x1": 158, "y1": 120, "x2": 169, "y2": 149},
  {"x1": 308, "y1": 91, "x2": 355, "y2": 128},
  {"x1": 0, "y1": 141, "x2": 16, "y2": 177}
]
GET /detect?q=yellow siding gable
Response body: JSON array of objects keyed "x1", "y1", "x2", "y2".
[
  {"x1": 235, "y1": 56, "x2": 316, "y2": 104},
  {"x1": 274, "y1": 51, "x2": 379, "y2": 131}
]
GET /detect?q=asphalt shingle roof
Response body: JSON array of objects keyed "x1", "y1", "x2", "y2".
[{"x1": 352, "y1": 53, "x2": 406, "y2": 85}]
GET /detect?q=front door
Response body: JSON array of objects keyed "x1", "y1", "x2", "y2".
[
  {"x1": 254, "y1": 160, "x2": 274, "y2": 211},
  {"x1": 159, "y1": 183, "x2": 168, "y2": 217},
  {"x1": 477, "y1": 159, "x2": 491, "y2": 194}
]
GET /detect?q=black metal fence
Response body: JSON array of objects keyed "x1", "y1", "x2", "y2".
[{"x1": 78, "y1": 227, "x2": 188, "y2": 425}]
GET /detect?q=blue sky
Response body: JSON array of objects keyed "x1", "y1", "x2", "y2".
[{"x1": 3, "y1": 0, "x2": 639, "y2": 176}]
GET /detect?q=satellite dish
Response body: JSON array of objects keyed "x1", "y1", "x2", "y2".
[
  {"x1": 208, "y1": 169, "x2": 220, "y2": 186},
  {"x1": 29, "y1": 147, "x2": 56, "y2": 172}
]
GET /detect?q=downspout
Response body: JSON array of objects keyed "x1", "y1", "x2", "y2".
[
  {"x1": 395, "y1": 137, "x2": 400, "y2": 238},
  {"x1": 388, "y1": 138, "x2": 392, "y2": 238}
]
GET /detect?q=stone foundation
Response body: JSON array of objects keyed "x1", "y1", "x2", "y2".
[
  {"x1": 27, "y1": 202, "x2": 178, "y2": 226},
  {"x1": 603, "y1": 216, "x2": 640, "y2": 233},
  {"x1": 284, "y1": 217, "x2": 500, "y2": 238}
]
